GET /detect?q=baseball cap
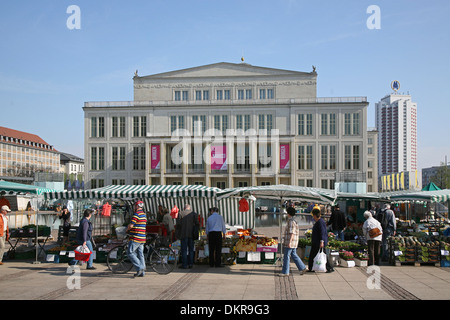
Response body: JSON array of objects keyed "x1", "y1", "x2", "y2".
[{"x1": 1, "y1": 205, "x2": 11, "y2": 212}]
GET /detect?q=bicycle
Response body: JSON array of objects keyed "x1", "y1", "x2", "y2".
[{"x1": 106, "y1": 234, "x2": 177, "y2": 275}]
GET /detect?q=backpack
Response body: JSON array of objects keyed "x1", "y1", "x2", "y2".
[
  {"x1": 380, "y1": 209, "x2": 390, "y2": 230},
  {"x1": 376, "y1": 209, "x2": 388, "y2": 230}
]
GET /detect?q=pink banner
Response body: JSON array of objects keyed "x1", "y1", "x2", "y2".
[
  {"x1": 211, "y1": 145, "x2": 227, "y2": 170},
  {"x1": 280, "y1": 144, "x2": 290, "y2": 169},
  {"x1": 151, "y1": 145, "x2": 160, "y2": 170}
]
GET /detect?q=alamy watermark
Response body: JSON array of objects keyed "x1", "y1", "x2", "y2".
[
  {"x1": 366, "y1": 5, "x2": 381, "y2": 30},
  {"x1": 366, "y1": 265, "x2": 381, "y2": 290},
  {"x1": 66, "y1": 5, "x2": 81, "y2": 30},
  {"x1": 66, "y1": 265, "x2": 81, "y2": 290}
]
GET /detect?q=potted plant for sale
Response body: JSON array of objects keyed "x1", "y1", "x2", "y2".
[
  {"x1": 353, "y1": 251, "x2": 369, "y2": 267},
  {"x1": 339, "y1": 250, "x2": 355, "y2": 267}
]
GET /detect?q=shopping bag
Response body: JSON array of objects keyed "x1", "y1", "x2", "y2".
[
  {"x1": 74, "y1": 245, "x2": 91, "y2": 262},
  {"x1": 312, "y1": 248, "x2": 327, "y2": 272}
]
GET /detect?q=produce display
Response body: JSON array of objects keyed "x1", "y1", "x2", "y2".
[
  {"x1": 193, "y1": 227, "x2": 278, "y2": 265},
  {"x1": 388, "y1": 233, "x2": 450, "y2": 264}
]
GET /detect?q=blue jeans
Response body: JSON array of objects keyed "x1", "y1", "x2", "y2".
[
  {"x1": 333, "y1": 229, "x2": 345, "y2": 241},
  {"x1": 282, "y1": 247, "x2": 306, "y2": 274},
  {"x1": 127, "y1": 241, "x2": 146, "y2": 273},
  {"x1": 180, "y1": 238, "x2": 194, "y2": 268},
  {"x1": 69, "y1": 240, "x2": 94, "y2": 268}
]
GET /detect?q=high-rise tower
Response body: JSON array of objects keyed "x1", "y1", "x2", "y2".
[{"x1": 375, "y1": 91, "x2": 417, "y2": 177}]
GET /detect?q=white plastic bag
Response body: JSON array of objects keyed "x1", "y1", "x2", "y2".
[{"x1": 312, "y1": 248, "x2": 327, "y2": 272}]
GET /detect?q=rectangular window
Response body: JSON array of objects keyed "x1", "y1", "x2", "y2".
[
  {"x1": 306, "y1": 114, "x2": 313, "y2": 135},
  {"x1": 259, "y1": 114, "x2": 273, "y2": 132},
  {"x1": 214, "y1": 115, "x2": 221, "y2": 132},
  {"x1": 96, "y1": 147, "x2": 104, "y2": 170},
  {"x1": 174, "y1": 91, "x2": 181, "y2": 101},
  {"x1": 98, "y1": 117, "x2": 105, "y2": 137},
  {"x1": 170, "y1": 115, "x2": 185, "y2": 133},
  {"x1": 133, "y1": 116, "x2": 139, "y2": 137},
  {"x1": 267, "y1": 89, "x2": 274, "y2": 99},
  {"x1": 192, "y1": 115, "x2": 206, "y2": 135},
  {"x1": 203, "y1": 90, "x2": 209, "y2": 100},
  {"x1": 306, "y1": 145, "x2": 313, "y2": 170},
  {"x1": 344, "y1": 112, "x2": 360, "y2": 135},
  {"x1": 132, "y1": 146, "x2": 146, "y2": 170},
  {"x1": 112, "y1": 116, "x2": 126, "y2": 138},
  {"x1": 321, "y1": 114, "x2": 327, "y2": 135},
  {"x1": 195, "y1": 90, "x2": 202, "y2": 100},
  {"x1": 112, "y1": 117, "x2": 118, "y2": 137},
  {"x1": 216, "y1": 90, "x2": 223, "y2": 100},
  {"x1": 298, "y1": 113, "x2": 313, "y2": 136},
  {"x1": 236, "y1": 115, "x2": 243, "y2": 130},
  {"x1": 91, "y1": 117, "x2": 97, "y2": 138},
  {"x1": 329, "y1": 113, "x2": 336, "y2": 135},
  {"x1": 259, "y1": 89, "x2": 266, "y2": 100},
  {"x1": 222, "y1": 115, "x2": 228, "y2": 132},
  {"x1": 245, "y1": 89, "x2": 252, "y2": 100},
  {"x1": 238, "y1": 89, "x2": 244, "y2": 100},
  {"x1": 133, "y1": 147, "x2": 139, "y2": 170},
  {"x1": 298, "y1": 145, "x2": 313, "y2": 170},
  {"x1": 344, "y1": 113, "x2": 351, "y2": 135},
  {"x1": 112, "y1": 147, "x2": 126, "y2": 171},
  {"x1": 182, "y1": 91, "x2": 189, "y2": 101},
  {"x1": 330, "y1": 145, "x2": 336, "y2": 170},
  {"x1": 214, "y1": 115, "x2": 228, "y2": 133},
  {"x1": 345, "y1": 145, "x2": 351, "y2": 170},
  {"x1": 119, "y1": 117, "x2": 125, "y2": 137},
  {"x1": 353, "y1": 145, "x2": 360, "y2": 170},
  {"x1": 224, "y1": 90, "x2": 230, "y2": 100},
  {"x1": 91, "y1": 147, "x2": 97, "y2": 170},
  {"x1": 321, "y1": 145, "x2": 328, "y2": 170}
]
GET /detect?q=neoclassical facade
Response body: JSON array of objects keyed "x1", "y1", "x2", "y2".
[{"x1": 84, "y1": 62, "x2": 369, "y2": 189}]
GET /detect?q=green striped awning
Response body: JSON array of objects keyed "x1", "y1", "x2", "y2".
[
  {"x1": 388, "y1": 189, "x2": 450, "y2": 203},
  {"x1": 0, "y1": 180, "x2": 58, "y2": 195},
  {"x1": 44, "y1": 184, "x2": 255, "y2": 229}
]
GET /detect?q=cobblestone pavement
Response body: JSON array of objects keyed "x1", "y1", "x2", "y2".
[{"x1": 0, "y1": 259, "x2": 448, "y2": 301}]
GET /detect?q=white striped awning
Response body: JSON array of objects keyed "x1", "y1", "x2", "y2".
[
  {"x1": 44, "y1": 184, "x2": 255, "y2": 229},
  {"x1": 43, "y1": 184, "x2": 221, "y2": 200}
]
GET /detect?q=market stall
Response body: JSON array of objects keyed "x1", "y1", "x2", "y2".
[
  {"x1": 1, "y1": 180, "x2": 58, "y2": 263},
  {"x1": 217, "y1": 184, "x2": 337, "y2": 264},
  {"x1": 383, "y1": 189, "x2": 450, "y2": 267},
  {"x1": 193, "y1": 227, "x2": 279, "y2": 265}
]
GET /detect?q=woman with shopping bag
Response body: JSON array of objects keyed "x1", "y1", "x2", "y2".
[
  {"x1": 309, "y1": 206, "x2": 334, "y2": 273},
  {"x1": 69, "y1": 209, "x2": 96, "y2": 270}
]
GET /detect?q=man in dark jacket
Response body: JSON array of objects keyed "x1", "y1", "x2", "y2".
[
  {"x1": 69, "y1": 209, "x2": 95, "y2": 269},
  {"x1": 309, "y1": 206, "x2": 334, "y2": 273},
  {"x1": 327, "y1": 205, "x2": 346, "y2": 241},
  {"x1": 176, "y1": 204, "x2": 199, "y2": 269}
]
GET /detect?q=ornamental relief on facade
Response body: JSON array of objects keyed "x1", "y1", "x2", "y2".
[{"x1": 134, "y1": 80, "x2": 317, "y2": 90}]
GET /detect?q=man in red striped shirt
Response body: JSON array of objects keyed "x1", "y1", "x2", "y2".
[{"x1": 126, "y1": 200, "x2": 147, "y2": 277}]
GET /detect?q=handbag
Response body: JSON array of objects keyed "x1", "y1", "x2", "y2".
[
  {"x1": 312, "y1": 248, "x2": 327, "y2": 272},
  {"x1": 369, "y1": 227, "x2": 382, "y2": 238}
]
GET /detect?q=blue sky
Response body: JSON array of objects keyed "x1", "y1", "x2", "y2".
[{"x1": 1, "y1": 0, "x2": 449, "y2": 170}]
